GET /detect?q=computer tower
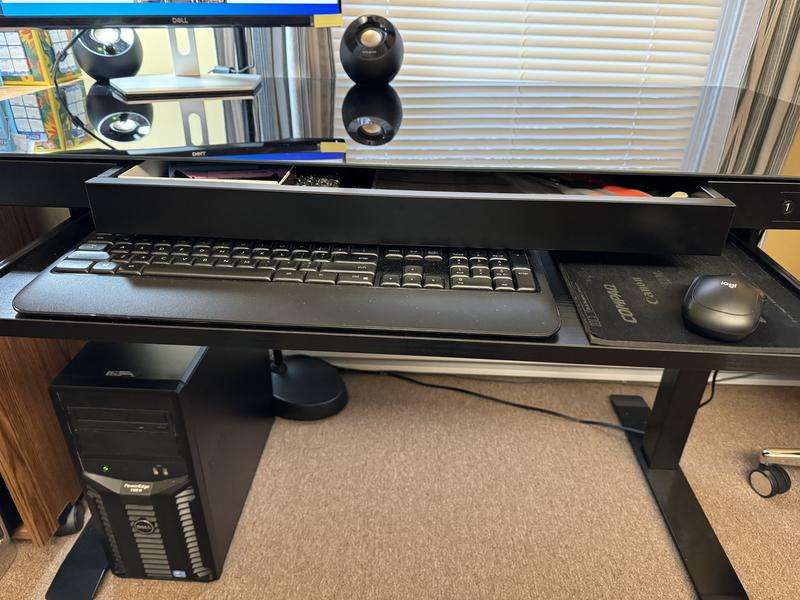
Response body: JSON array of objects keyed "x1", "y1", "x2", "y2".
[{"x1": 50, "y1": 343, "x2": 273, "y2": 582}]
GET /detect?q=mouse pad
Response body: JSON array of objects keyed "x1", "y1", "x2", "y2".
[{"x1": 555, "y1": 242, "x2": 800, "y2": 352}]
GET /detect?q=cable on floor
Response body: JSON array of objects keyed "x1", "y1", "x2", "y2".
[
  {"x1": 343, "y1": 368, "x2": 730, "y2": 437},
  {"x1": 344, "y1": 369, "x2": 647, "y2": 436}
]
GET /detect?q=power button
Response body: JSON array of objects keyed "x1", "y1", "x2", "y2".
[{"x1": 783, "y1": 199, "x2": 795, "y2": 216}]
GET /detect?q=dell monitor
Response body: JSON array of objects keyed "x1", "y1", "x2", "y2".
[{"x1": 0, "y1": 1, "x2": 343, "y2": 98}]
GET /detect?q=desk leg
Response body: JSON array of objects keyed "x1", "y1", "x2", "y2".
[{"x1": 611, "y1": 369, "x2": 748, "y2": 600}]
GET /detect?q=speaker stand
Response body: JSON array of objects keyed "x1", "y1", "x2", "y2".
[{"x1": 270, "y1": 351, "x2": 348, "y2": 421}]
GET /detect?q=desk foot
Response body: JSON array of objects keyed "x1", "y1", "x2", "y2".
[
  {"x1": 46, "y1": 519, "x2": 108, "y2": 600},
  {"x1": 271, "y1": 353, "x2": 348, "y2": 421},
  {"x1": 611, "y1": 395, "x2": 748, "y2": 600}
]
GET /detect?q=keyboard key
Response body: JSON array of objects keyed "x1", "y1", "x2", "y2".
[
  {"x1": 381, "y1": 273, "x2": 401, "y2": 287},
  {"x1": 311, "y1": 250, "x2": 331, "y2": 261},
  {"x1": 331, "y1": 245, "x2": 349, "y2": 255},
  {"x1": 152, "y1": 244, "x2": 172, "y2": 255},
  {"x1": 488, "y1": 250, "x2": 507, "y2": 260},
  {"x1": 321, "y1": 263, "x2": 375, "y2": 275},
  {"x1": 256, "y1": 260, "x2": 279, "y2": 271},
  {"x1": 469, "y1": 250, "x2": 486, "y2": 259},
  {"x1": 86, "y1": 233, "x2": 114, "y2": 242},
  {"x1": 403, "y1": 264, "x2": 423, "y2": 276},
  {"x1": 449, "y1": 257, "x2": 468, "y2": 267},
  {"x1": 172, "y1": 256, "x2": 194, "y2": 266},
  {"x1": 151, "y1": 256, "x2": 173, "y2": 265},
  {"x1": 170, "y1": 248, "x2": 190, "y2": 257},
  {"x1": 274, "y1": 270, "x2": 305, "y2": 283},
  {"x1": 192, "y1": 248, "x2": 211, "y2": 257},
  {"x1": 350, "y1": 246, "x2": 379, "y2": 257},
  {"x1": 144, "y1": 265, "x2": 270, "y2": 281},
  {"x1": 339, "y1": 273, "x2": 374, "y2": 286},
  {"x1": 471, "y1": 266, "x2": 491, "y2": 279},
  {"x1": 451, "y1": 276, "x2": 492, "y2": 290},
  {"x1": 424, "y1": 249, "x2": 443, "y2": 261},
  {"x1": 385, "y1": 249, "x2": 404, "y2": 259},
  {"x1": 424, "y1": 275, "x2": 444, "y2": 289},
  {"x1": 68, "y1": 250, "x2": 110, "y2": 262},
  {"x1": 469, "y1": 257, "x2": 489, "y2": 268},
  {"x1": 494, "y1": 280, "x2": 515, "y2": 292},
  {"x1": 404, "y1": 248, "x2": 423, "y2": 260},
  {"x1": 402, "y1": 274, "x2": 423, "y2": 288},
  {"x1": 252, "y1": 250, "x2": 271, "y2": 259},
  {"x1": 491, "y1": 267, "x2": 513, "y2": 279},
  {"x1": 449, "y1": 249, "x2": 467, "y2": 258},
  {"x1": 514, "y1": 270, "x2": 536, "y2": 292},
  {"x1": 450, "y1": 265, "x2": 469, "y2": 277},
  {"x1": 53, "y1": 259, "x2": 93, "y2": 273},
  {"x1": 111, "y1": 242, "x2": 131, "y2": 252},
  {"x1": 216, "y1": 258, "x2": 236, "y2": 268},
  {"x1": 489, "y1": 258, "x2": 510, "y2": 269},
  {"x1": 118, "y1": 264, "x2": 145, "y2": 276},
  {"x1": 236, "y1": 259, "x2": 258, "y2": 269},
  {"x1": 212, "y1": 248, "x2": 232, "y2": 258},
  {"x1": 90, "y1": 261, "x2": 119, "y2": 274},
  {"x1": 231, "y1": 249, "x2": 252, "y2": 259},
  {"x1": 194, "y1": 257, "x2": 216, "y2": 267},
  {"x1": 193, "y1": 242, "x2": 211, "y2": 251},
  {"x1": 508, "y1": 250, "x2": 530, "y2": 271},
  {"x1": 306, "y1": 272, "x2": 337, "y2": 285},
  {"x1": 78, "y1": 243, "x2": 110, "y2": 252},
  {"x1": 133, "y1": 242, "x2": 152, "y2": 251},
  {"x1": 272, "y1": 249, "x2": 291, "y2": 260},
  {"x1": 299, "y1": 262, "x2": 319, "y2": 272},
  {"x1": 130, "y1": 256, "x2": 152, "y2": 265},
  {"x1": 333, "y1": 254, "x2": 377, "y2": 266}
]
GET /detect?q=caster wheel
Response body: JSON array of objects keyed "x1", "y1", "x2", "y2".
[{"x1": 749, "y1": 465, "x2": 791, "y2": 498}]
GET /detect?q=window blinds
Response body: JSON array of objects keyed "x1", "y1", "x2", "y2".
[
  {"x1": 333, "y1": 1, "x2": 723, "y2": 85},
  {"x1": 332, "y1": 1, "x2": 727, "y2": 170}
]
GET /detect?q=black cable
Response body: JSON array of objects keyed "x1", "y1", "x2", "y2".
[
  {"x1": 51, "y1": 29, "x2": 117, "y2": 151},
  {"x1": 698, "y1": 370, "x2": 719, "y2": 408},
  {"x1": 374, "y1": 371, "x2": 647, "y2": 436}
]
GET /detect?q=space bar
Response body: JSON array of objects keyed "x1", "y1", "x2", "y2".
[{"x1": 142, "y1": 265, "x2": 271, "y2": 281}]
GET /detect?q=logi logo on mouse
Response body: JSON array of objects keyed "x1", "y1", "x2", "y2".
[{"x1": 720, "y1": 281, "x2": 738, "y2": 289}]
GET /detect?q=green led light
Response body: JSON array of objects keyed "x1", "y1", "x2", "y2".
[{"x1": 101, "y1": 465, "x2": 110, "y2": 472}]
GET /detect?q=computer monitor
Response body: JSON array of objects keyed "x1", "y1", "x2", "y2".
[
  {"x1": 0, "y1": 1, "x2": 341, "y2": 27},
  {"x1": 0, "y1": 1, "x2": 343, "y2": 98}
]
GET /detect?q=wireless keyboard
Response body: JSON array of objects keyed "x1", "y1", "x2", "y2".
[
  {"x1": 14, "y1": 234, "x2": 562, "y2": 339},
  {"x1": 54, "y1": 234, "x2": 539, "y2": 292}
]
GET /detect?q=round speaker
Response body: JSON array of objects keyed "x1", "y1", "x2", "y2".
[
  {"x1": 74, "y1": 28, "x2": 143, "y2": 82},
  {"x1": 86, "y1": 84, "x2": 153, "y2": 143},
  {"x1": 342, "y1": 84, "x2": 403, "y2": 146},
  {"x1": 340, "y1": 15, "x2": 404, "y2": 85}
]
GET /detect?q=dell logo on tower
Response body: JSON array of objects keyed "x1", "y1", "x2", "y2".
[
  {"x1": 172, "y1": 17, "x2": 190, "y2": 24},
  {"x1": 132, "y1": 518, "x2": 156, "y2": 535}
]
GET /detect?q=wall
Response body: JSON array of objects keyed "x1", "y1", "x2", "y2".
[{"x1": 763, "y1": 130, "x2": 800, "y2": 278}]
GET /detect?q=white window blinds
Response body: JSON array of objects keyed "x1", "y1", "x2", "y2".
[
  {"x1": 333, "y1": 0, "x2": 724, "y2": 85},
  {"x1": 333, "y1": 1, "x2": 729, "y2": 170}
]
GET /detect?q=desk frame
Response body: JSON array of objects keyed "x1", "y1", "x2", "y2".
[{"x1": 4, "y1": 213, "x2": 799, "y2": 600}]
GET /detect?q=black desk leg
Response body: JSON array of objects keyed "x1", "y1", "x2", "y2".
[{"x1": 611, "y1": 369, "x2": 748, "y2": 600}]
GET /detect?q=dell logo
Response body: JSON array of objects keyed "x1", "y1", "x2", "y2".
[
  {"x1": 132, "y1": 518, "x2": 156, "y2": 535},
  {"x1": 172, "y1": 17, "x2": 190, "y2": 24},
  {"x1": 191, "y1": 151, "x2": 207, "y2": 157}
]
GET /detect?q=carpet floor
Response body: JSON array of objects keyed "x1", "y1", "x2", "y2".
[{"x1": 3, "y1": 374, "x2": 799, "y2": 600}]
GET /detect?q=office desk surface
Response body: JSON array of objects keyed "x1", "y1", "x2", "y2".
[{"x1": 1, "y1": 216, "x2": 799, "y2": 376}]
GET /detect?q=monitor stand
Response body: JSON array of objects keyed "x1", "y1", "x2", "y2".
[{"x1": 111, "y1": 28, "x2": 261, "y2": 101}]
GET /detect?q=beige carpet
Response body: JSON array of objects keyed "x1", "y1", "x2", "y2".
[{"x1": 3, "y1": 375, "x2": 799, "y2": 600}]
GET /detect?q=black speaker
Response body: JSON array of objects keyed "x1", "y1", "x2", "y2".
[
  {"x1": 51, "y1": 343, "x2": 274, "y2": 582},
  {"x1": 74, "y1": 28, "x2": 143, "y2": 82},
  {"x1": 340, "y1": 15, "x2": 404, "y2": 84},
  {"x1": 86, "y1": 84, "x2": 152, "y2": 142},
  {"x1": 342, "y1": 84, "x2": 403, "y2": 146}
]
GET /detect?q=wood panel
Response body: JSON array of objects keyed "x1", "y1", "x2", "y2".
[{"x1": 0, "y1": 206, "x2": 83, "y2": 546}]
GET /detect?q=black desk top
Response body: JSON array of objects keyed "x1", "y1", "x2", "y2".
[{"x1": 2, "y1": 77, "x2": 800, "y2": 178}]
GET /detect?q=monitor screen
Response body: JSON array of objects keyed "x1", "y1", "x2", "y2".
[{"x1": 0, "y1": 1, "x2": 341, "y2": 27}]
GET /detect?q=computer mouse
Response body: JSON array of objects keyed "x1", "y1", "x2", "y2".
[{"x1": 682, "y1": 274, "x2": 765, "y2": 342}]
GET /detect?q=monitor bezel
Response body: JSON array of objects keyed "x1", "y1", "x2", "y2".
[{"x1": 0, "y1": 2, "x2": 341, "y2": 28}]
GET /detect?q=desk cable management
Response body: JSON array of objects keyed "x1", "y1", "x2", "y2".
[{"x1": 347, "y1": 369, "x2": 732, "y2": 436}]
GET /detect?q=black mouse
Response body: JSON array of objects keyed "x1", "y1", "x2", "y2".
[{"x1": 682, "y1": 274, "x2": 765, "y2": 342}]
